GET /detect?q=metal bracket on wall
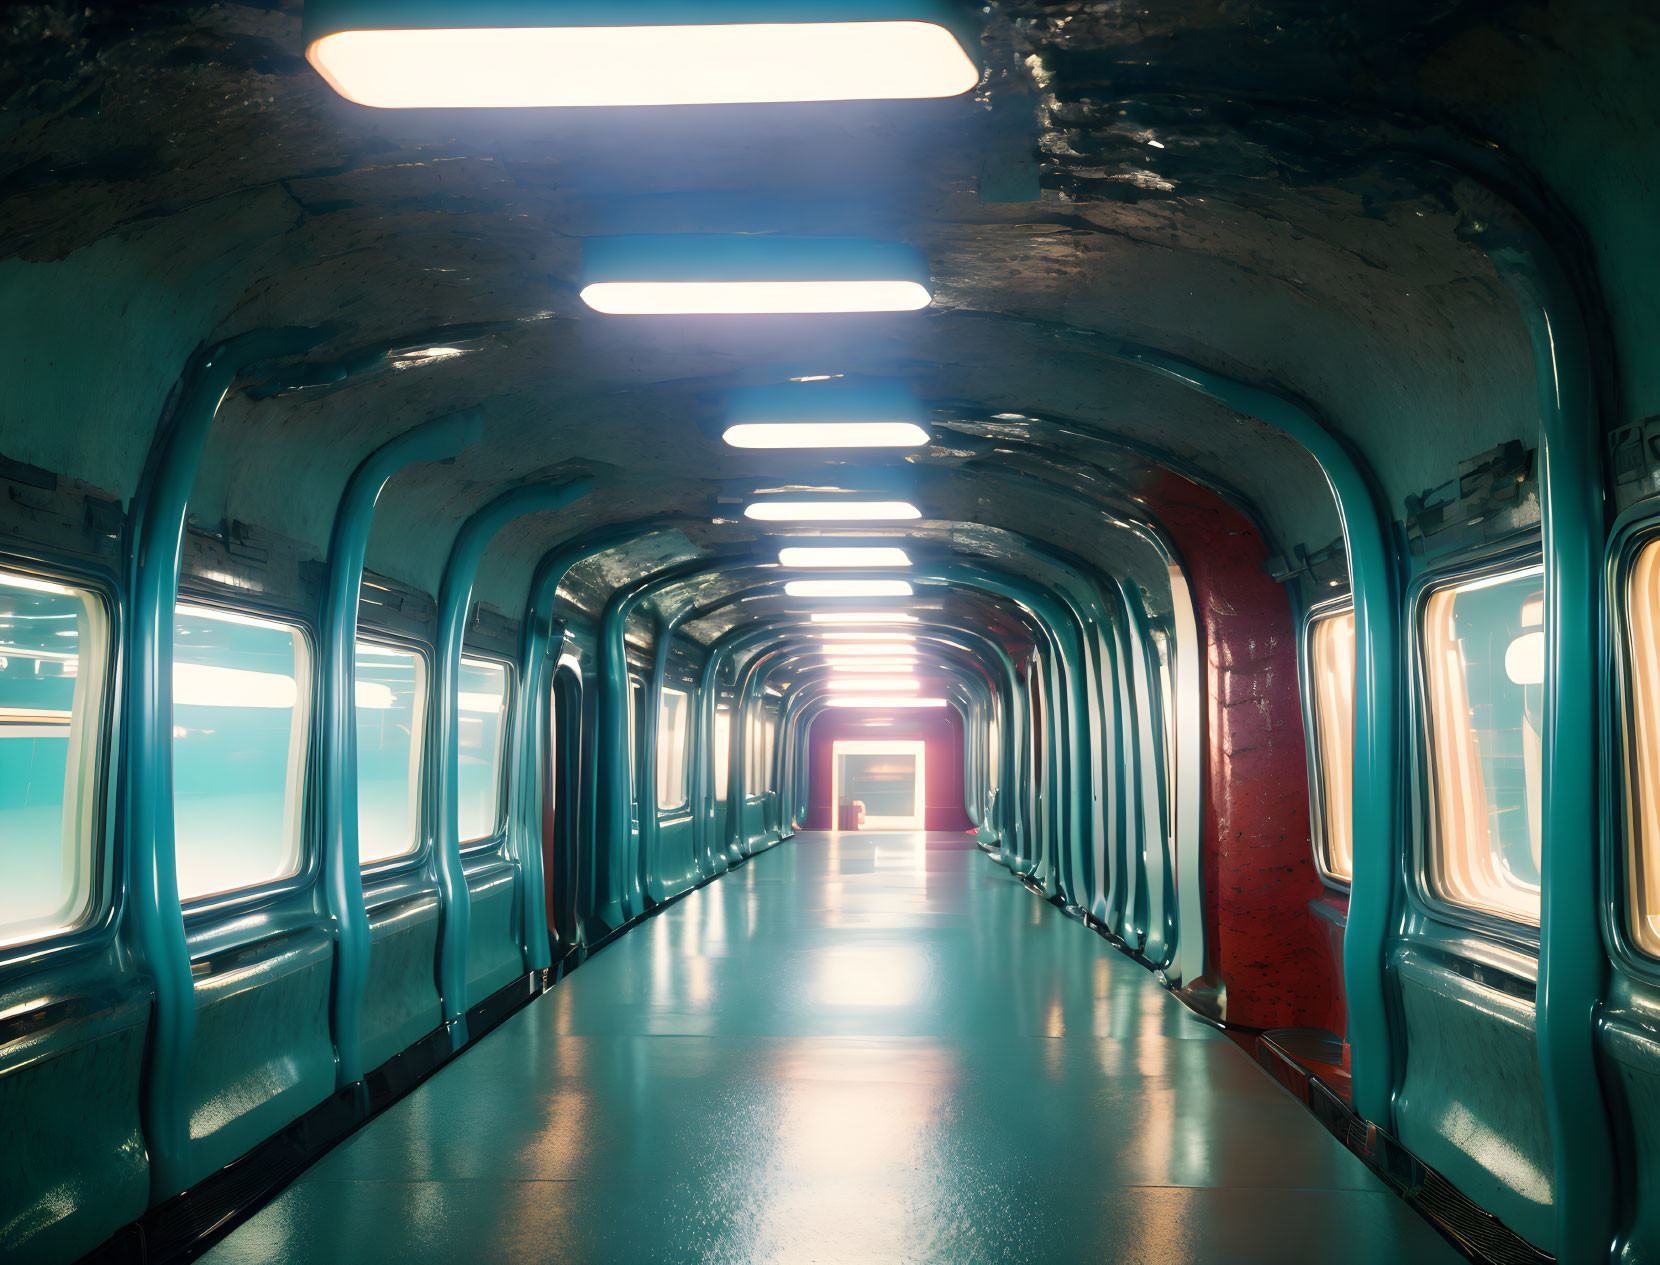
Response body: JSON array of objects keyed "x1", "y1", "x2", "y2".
[
  {"x1": 1608, "y1": 415, "x2": 1660, "y2": 514},
  {"x1": 1262, "y1": 536, "x2": 1348, "y2": 590},
  {"x1": 1403, "y1": 440, "x2": 1537, "y2": 557}
]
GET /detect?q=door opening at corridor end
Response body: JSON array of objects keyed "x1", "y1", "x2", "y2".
[{"x1": 832, "y1": 739, "x2": 926, "y2": 829}]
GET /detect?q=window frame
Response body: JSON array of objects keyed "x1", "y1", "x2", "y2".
[
  {"x1": 354, "y1": 629, "x2": 433, "y2": 877},
  {"x1": 0, "y1": 552, "x2": 121, "y2": 973},
  {"x1": 1604, "y1": 505, "x2": 1660, "y2": 983},
  {"x1": 1298, "y1": 595, "x2": 1356, "y2": 892},
  {"x1": 457, "y1": 651, "x2": 516, "y2": 854},
  {"x1": 656, "y1": 680, "x2": 693, "y2": 816},
  {"x1": 1406, "y1": 545, "x2": 1546, "y2": 951},
  {"x1": 171, "y1": 591, "x2": 319, "y2": 920}
]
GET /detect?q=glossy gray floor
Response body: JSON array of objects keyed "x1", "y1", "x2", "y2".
[{"x1": 203, "y1": 832, "x2": 1462, "y2": 1264}]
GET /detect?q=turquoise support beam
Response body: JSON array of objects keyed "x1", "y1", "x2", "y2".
[
  {"x1": 1481, "y1": 223, "x2": 1616, "y2": 1265},
  {"x1": 433, "y1": 477, "x2": 595, "y2": 1035},
  {"x1": 122, "y1": 326, "x2": 327, "y2": 1201},
  {"x1": 320, "y1": 409, "x2": 480, "y2": 1087},
  {"x1": 516, "y1": 520, "x2": 675, "y2": 956}
]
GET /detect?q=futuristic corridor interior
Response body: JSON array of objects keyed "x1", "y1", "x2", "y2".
[{"x1": 2, "y1": 2, "x2": 1660, "y2": 1264}]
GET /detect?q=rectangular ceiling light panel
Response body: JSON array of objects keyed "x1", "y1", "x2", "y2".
[
  {"x1": 306, "y1": 2, "x2": 978, "y2": 109},
  {"x1": 829, "y1": 677, "x2": 922, "y2": 692},
  {"x1": 778, "y1": 546, "x2": 911, "y2": 568},
  {"x1": 745, "y1": 500, "x2": 921, "y2": 522},
  {"x1": 580, "y1": 236, "x2": 931, "y2": 315},
  {"x1": 723, "y1": 379, "x2": 930, "y2": 447},
  {"x1": 784, "y1": 579, "x2": 913, "y2": 598},
  {"x1": 827, "y1": 697, "x2": 947, "y2": 709},
  {"x1": 810, "y1": 614, "x2": 920, "y2": 625}
]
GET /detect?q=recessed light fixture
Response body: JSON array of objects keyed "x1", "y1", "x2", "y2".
[
  {"x1": 579, "y1": 236, "x2": 931, "y2": 316},
  {"x1": 725, "y1": 422, "x2": 931, "y2": 448},
  {"x1": 779, "y1": 546, "x2": 911, "y2": 568},
  {"x1": 823, "y1": 658, "x2": 919, "y2": 670},
  {"x1": 829, "y1": 677, "x2": 921, "y2": 692},
  {"x1": 722, "y1": 379, "x2": 930, "y2": 448},
  {"x1": 827, "y1": 697, "x2": 947, "y2": 709},
  {"x1": 815, "y1": 642, "x2": 919, "y2": 656},
  {"x1": 810, "y1": 613, "x2": 920, "y2": 626},
  {"x1": 784, "y1": 579, "x2": 914, "y2": 598},
  {"x1": 304, "y1": 2, "x2": 979, "y2": 109},
  {"x1": 745, "y1": 500, "x2": 921, "y2": 522}
]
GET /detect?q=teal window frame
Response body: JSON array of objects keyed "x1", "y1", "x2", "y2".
[
  {"x1": 457, "y1": 652, "x2": 514, "y2": 853},
  {"x1": 172, "y1": 595, "x2": 318, "y2": 916},
  {"x1": 1405, "y1": 542, "x2": 1546, "y2": 953},
  {"x1": 0, "y1": 555, "x2": 119, "y2": 970}
]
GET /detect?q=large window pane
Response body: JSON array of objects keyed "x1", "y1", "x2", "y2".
[
  {"x1": 174, "y1": 604, "x2": 311, "y2": 902},
  {"x1": 714, "y1": 706, "x2": 731, "y2": 801},
  {"x1": 0, "y1": 570, "x2": 108, "y2": 947},
  {"x1": 458, "y1": 656, "x2": 509, "y2": 843},
  {"x1": 357, "y1": 642, "x2": 425, "y2": 865},
  {"x1": 1623, "y1": 540, "x2": 1660, "y2": 956},
  {"x1": 1420, "y1": 567, "x2": 1544, "y2": 925},
  {"x1": 656, "y1": 686, "x2": 690, "y2": 811},
  {"x1": 1308, "y1": 607, "x2": 1355, "y2": 883}
]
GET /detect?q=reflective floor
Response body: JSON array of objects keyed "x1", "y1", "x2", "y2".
[{"x1": 203, "y1": 832, "x2": 1462, "y2": 1264}]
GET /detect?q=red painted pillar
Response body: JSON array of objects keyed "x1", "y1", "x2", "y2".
[{"x1": 1148, "y1": 472, "x2": 1343, "y2": 1034}]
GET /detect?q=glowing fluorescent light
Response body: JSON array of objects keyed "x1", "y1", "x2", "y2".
[
  {"x1": 827, "y1": 697, "x2": 947, "y2": 709},
  {"x1": 811, "y1": 614, "x2": 919, "y2": 626},
  {"x1": 583, "y1": 280, "x2": 928, "y2": 316},
  {"x1": 745, "y1": 500, "x2": 921, "y2": 522},
  {"x1": 305, "y1": 11, "x2": 978, "y2": 109},
  {"x1": 0, "y1": 570, "x2": 71, "y2": 596},
  {"x1": 460, "y1": 691, "x2": 505, "y2": 715},
  {"x1": 816, "y1": 642, "x2": 918, "y2": 656},
  {"x1": 355, "y1": 681, "x2": 397, "y2": 710},
  {"x1": 1506, "y1": 632, "x2": 1545, "y2": 686},
  {"x1": 579, "y1": 236, "x2": 931, "y2": 316},
  {"x1": 817, "y1": 631, "x2": 918, "y2": 641},
  {"x1": 785, "y1": 579, "x2": 913, "y2": 598},
  {"x1": 724, "y1": 421, "x2": 930, "y2": 449},
  {"x1": 723, "y1": 378, "x2": 930, "y2": 448},
  {"x1": 824, "y1": 658, "x2": 918, "y2": 670},
  {"x1": 175, "y1": 663, "x2": 297, "y2": 710},
  {"x1": 779, "y1": 546, "x2": 910, "y2": 568},
  {"x1": 829, "y1": 677, "x2": 921, "y2": 692}
]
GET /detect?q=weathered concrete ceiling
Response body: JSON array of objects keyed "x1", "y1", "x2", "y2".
[{"x1": 1, "y1": 0, "x2": 1652, "y2": 633}]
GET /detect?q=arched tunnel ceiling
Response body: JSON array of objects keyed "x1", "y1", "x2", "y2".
[{"x1": 2, "y1": 1, "x2": 1655, "y2": 630}]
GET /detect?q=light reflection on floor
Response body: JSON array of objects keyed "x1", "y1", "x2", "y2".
[{"x1": 202, "y1": 830, "x2": 1465, "y2": 1265}]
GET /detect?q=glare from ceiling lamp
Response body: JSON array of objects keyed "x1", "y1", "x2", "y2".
[
  {"x1": 814, "y1": 642, "x2": 918, "y2": 656},
  {"x1": 304, "y1": 2, "x2": 979, "y2": 109},
  {"x1": 785, "y1": 579, "x2": 913, "y2": 597},
  {"x1": 745, "y1": 500, "x2": 921, "y2": 522},
  {"x1": 823, "y1": 658, "x2": 919, "y2": 670},
  {"x1": 722, "y1": 379, "x2": 931, "y2": 448},
  {"x1": 779, "y1": 546, "x2": 911, "y2": 568},
  {"x1": 809, "y1": 612, "x2": 919, "y2": 625},
  {"x1": 579, "y1": 236, "x2": 931, "y2": 316},
  {"x1": 829, "y1": 677, "x2": 921, "y2": 692},
  {"x1": 827, "y1": 697, "x2": 947, "y2": 709}
]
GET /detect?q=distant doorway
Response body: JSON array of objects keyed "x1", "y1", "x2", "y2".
[{"x1": 832, "y1": 739, "x2": 926, "y2": 829}]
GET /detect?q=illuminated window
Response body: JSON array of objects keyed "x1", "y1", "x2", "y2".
[
  {"x1": 174, "y1": 604, "x2": 311, "y2": 902},
  {"x1": 1419, "y1": 567, "x2": 1544, "y2": 925},
  {"x1": 714, "y1": 706, "x2": 731, "y2": 801},
  {"x1": 1622, "y1": 539, "x2": 1660, "y2": 956},
  {"x1": 1307, "y1": 607, "x2": 1356, "y2": 883},
  {"x1": 0, "y1": 570, "x2": 109, "y2": 947},
  {"x1": 987, "y1": 713, "x2": 1001, "y2": 791},
  {"x1": 657, "y1": 687, "x2": 690, "y2": 812},
  {"x1": 458, "y1": 657, "x2": 509, "y2": 844},
  {"x1": 356, "y1": 642, "x2": 425, "y2": 865}
]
